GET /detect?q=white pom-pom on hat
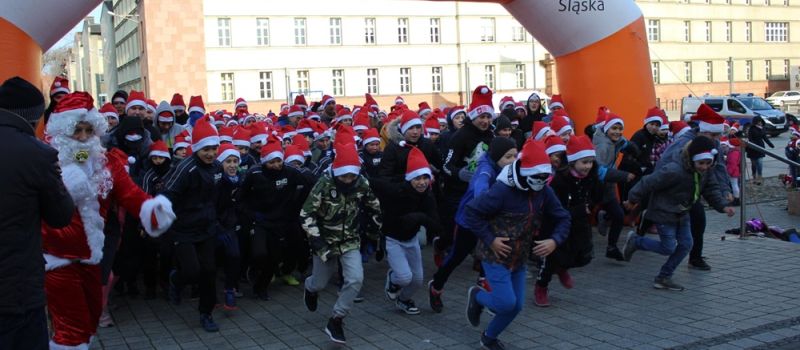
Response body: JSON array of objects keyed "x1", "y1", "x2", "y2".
[
  {"x1": 128, "y1": 156, "x2": 136, "y2": 165},
  {"x1": 480, "y1": 87, "x2": 489, "y2": 94}
]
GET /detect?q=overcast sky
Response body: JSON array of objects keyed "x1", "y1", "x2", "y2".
[{"x1": 51, "y1": 4, "x2": 103, "y2": 51}]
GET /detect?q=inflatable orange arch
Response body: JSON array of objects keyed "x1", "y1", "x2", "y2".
[{"x1": 1, "y1": 0, "x2": 654, "y2": 136}]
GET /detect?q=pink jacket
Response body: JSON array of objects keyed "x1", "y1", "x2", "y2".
[{"x1": 727, "y1": 148, "x2": 741, "y2": 178}]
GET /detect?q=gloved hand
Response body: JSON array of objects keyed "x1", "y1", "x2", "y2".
[
  {"x1": 310, "y1": 236, "x2": 331, "y2": 262},
  {"x1": 458, "y1": 166, "x2": 474, "y2": 183}
]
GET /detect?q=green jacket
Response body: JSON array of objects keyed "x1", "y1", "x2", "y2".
[{"x1": 300, "y1": 173, "x2": 382, "y2": 260}]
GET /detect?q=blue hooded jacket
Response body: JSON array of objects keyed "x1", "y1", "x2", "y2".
[{"x1": 454, "y1": 153, "x2": 500, "y2": 228}]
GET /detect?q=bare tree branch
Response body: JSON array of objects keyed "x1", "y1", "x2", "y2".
[{"x1": 42, "y1": 45, "x2": 72, "y2": 77}]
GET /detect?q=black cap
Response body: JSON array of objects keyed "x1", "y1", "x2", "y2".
[
  {"x1": 112, "y1": 90, "x2": 128, "y2": 103},
  {"x1": 0, "y1": 76, "x2": 45, "y2": 124},
  {"x1": 688, "y1": 135, "x2": 716, "y2": 159},
  {"x1": 489, "y1": 136, "x2": 516, "y2": 163}
]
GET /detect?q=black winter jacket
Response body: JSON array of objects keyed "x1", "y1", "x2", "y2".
[
  {"x1": 239, "y1": 164, "x2": 310, "y2": 228},
  {"x1": 160, "y1": 154, "x2": 221, "y2": 242},
  {"x1": 373, "y1": 181, "x2": 442, "y2": 242},
  {"x1": 442, "y1": 121, "x2": 494, "y2": 196},
  {"x1": 0, "y1": 109, "x2": 74, "y2": 314}
]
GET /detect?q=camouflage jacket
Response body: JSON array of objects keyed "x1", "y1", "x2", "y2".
[{"x1": 300, "y1": 173, "x2": 382, "y2": 260}]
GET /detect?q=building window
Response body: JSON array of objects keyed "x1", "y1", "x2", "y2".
[
  {"x1": 766, "y1": 60, "x2": 772, "y2": 79},
  {"x1": 332, "y1": 69, "x2": 344, "y2": 96},
  {"x1": 765, "y1": 22, "x2": 789, "y2": 42},
  {"x1": 706, "y1": 61, "x2": 713, "y2": 82},
  {"x1": 684, "y1": 21, "x2": 691, "y2": 42},
  {"x1": 220, "y1": 73, "x2": 234, "y2": 101},
  {"x1": 684, "y1": 62, "x2": 692, "y2": 83},
  {"x1": 259, "y1": 71, "x2": 272, "y2": 99},
  {"x1": 256, "y1": 18, "x2": 269, "y2": 46},
  {"x1": 515, "y1": 64, "x2": 526, "y2": 88},
  {"x1": 431, "y1": 66, "x2": 442, "y2": 92},
  {"x1": 484, "y1": 65, "x2": 495, "y2": 90},
  {"x1": 429, "y1": 18, "x2": 441, "y2": 43},
  {"x1": 705, "y1": 21, "x2": 712, "y2": 42},
  {"x1": 726, "y1": 60, "x2": 733, "y2": 81},
  {"x1": 217, "y1": 18, "x2": 231, "y2": 46},
  {"x1": 398, "y1": 18, "x2": 409, "y2": 44},
  {"x1": 367, "y1": 68, "x2": 379, "y2": 94},
  {"x1": 647, "y1": 19, "x2": 660, "y2": 42},
  {"x1": 365, "y1": 18, "x2": 376, "y2": 44},
  {"x1": 480, "y1": 17, "x2": 495, "y2": 42},
  {"x1": 785, "y1": 59, "x2": 790, "y2": 79},
  {"x1": 745, "y1": 22, "x2": 752, "y2": 42},
  {"x1": 725, "y1": 21, "x2": 732, "y2": 42},
  {"x1": 330, "y1": 18, "x2": 342, "y2": 45},
  {"x1": 399, "y1": 67, "x2": 410, "y2": 93},
  {"x1": 512, "y1": 26, "x2": 525, "y2": 42},
  {"x1": 297, "y1": 70, "x2": 309, "y2": 94},
  {"x1": 652, "y1": 62, "x2": 660, "y2": 84},
  {"x1": 294, "y1": 18, "x2": 307, "y2": 45},
  {"x1": 746, "y1": 60, "x2": 753, "y2": 81}
]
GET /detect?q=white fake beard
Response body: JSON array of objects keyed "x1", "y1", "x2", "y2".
[{"x1": 51, "y1": 134, "x2": 113, "y2": 199}]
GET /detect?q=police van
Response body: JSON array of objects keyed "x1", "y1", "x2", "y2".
[{"x1": 681, "y1": 94, "x2": 787, "y2": 136}]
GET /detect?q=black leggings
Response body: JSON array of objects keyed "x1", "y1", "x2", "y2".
[
  {"x1": 174, "y1": 238, "x2": 217, "y2": 314},
  {"x1": 251, "y1": 225, "x2": 307, "y2": 292},
  {"x1": 603, "y1": 200, "x2": 625, "y2": 247},
  {"x1": 537, "y1": 223, "x2": 594, "y2": 287},
  {"x1": 431, "y1": 225, "x2": 484, "y2": 291},
  {"x1": 217, "y1": 228, "x2": 241, "y2": 290},
  {"x1": 435, "y1": 194, "x2": 463, "y2": 251},
  {"x1": 689, "y1": 200, "x2": 706, "y2": 262}
]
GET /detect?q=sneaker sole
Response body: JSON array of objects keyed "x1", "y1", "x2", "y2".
[
  {"x1": 324, "y1": 327, "x2": 346, "y2": 345},
  {"x1": 385, "y1": 270, "x2": 398, "y2": 301},
  {"x1": 466, "y1": 287, "x2": 480, "y2": 328},
  {"x1": 304, "y1": 289, "x2": 317, "y2": 312},
  {"x1": 622, "y1": 231, "x2": 636, "y2": 262},
  {"x1": 223, "y1": 305, "x2": 238, "y2": 311},
  {"x1": 428, "y1": 280, "x2": 443, "y2": 313},
  {"x1": 400, "y1": 308, "x2": 421, "y2": 315},
  {"x1": 653, "y1": 283, "x2": 685, "y2": 291}
]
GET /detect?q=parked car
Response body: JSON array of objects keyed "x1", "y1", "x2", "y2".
[
  {"x1": 735, "y1": 96, "x2": 788, "y2": 137},
  {"x1": 766, "y1": 90, "x2": 800, "y2": 108},
  {"x1": 681, "y1": 95, "x2": 784, "y2": 136}
]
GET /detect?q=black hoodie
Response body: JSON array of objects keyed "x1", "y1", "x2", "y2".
[
  {"x1": 442, "y1": 119, "x2": 494, "y2": 196},
  {"x1": 519, "y1": 92, "x2": 547, "y2": 135}
]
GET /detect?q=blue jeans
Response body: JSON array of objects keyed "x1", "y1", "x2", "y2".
[
  {"x1": 477, "y1": 262, "x2": 526, "y2": 340},
  {"x1": 750, "y1": 157, "x2": 763, "y2": 177},
  {"x1": 634, "y1": 215, "x2": 693, "y2": 278}
]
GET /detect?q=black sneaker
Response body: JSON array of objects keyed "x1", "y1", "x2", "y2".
[
  {"x1": 304, "y1": 288, "x2": 318, "y2": 312},
  {"x1": 353, "y1": 290, "x2": 365, "y2": 303},
  {"x1": 428, "y1": 280, "x2": 443, "y2": 313},
  {"x1": 200, "y1": 313, "x2": 219, "y2": 332},
  {"x1": 396, "y1": 299, "x2": 421, "y2": 315},
  {"x1": 325, "y1": 317, "x2": 346, "y2": 344},
  {"x1": 256, "y1": 290, "x2": 271, "y2": 301},
  {"x1": 596, "y1": 210, "x2": 608, "y2": 236},
  {"x1": 689, "y1": 258, "x2": 711, "y2": 271},
  {"x1": 653, "y1": 277, "x2": 685, "y2": 291},
  {"x1": 622, "y1": 231, "x2": 638, "y2": 262},
  {"x1": 480, "y1": 332, "x2": 506, "y2": 350},
  {"x1": 466, "y1": 286, "x2": 483, "y2": 328},
  {"x1": 605, "y1": 246, "x2": 624, "y2": 261},
  {"x1": 168, "y1": 270, "x2": 181, "y2": 306},
  {"x1": 384, "y1": 269, "x2": 400, "y2": 301}
]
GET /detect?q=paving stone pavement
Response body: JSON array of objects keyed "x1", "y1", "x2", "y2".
[{"x1": 92, "y1": 205, "x2": 800, "y2": 350}]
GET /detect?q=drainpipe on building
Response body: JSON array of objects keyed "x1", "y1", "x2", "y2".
[{"x1": 101, "y1": 0, "x2": 118, "y2": 96}]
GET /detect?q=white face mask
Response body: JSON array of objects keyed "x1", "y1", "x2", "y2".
[{"x1": 526, "y1": 176, "x2": 547, "y2": 191}]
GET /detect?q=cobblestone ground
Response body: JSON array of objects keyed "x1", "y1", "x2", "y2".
[{"x1": 93, "y1": 205, "x2": 800, "y2": 350}]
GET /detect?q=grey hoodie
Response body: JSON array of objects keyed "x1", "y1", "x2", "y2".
[
  {"x1": 155, "y1": 100, "x2": 185, "y2": 149},
  {"x1": 592, "y1": 127, "x2": 633, "y2": 202}
]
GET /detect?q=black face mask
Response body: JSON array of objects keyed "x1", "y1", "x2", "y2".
[
  {"x1": 333, "y1": 175, "x2": 358, "y2": 194},
  {"x1": 152, "y1": 159, "x2": 172, "y2": 175},
  {"x1": 143, "y1": 118, "x2": 154, "y2": 127}
]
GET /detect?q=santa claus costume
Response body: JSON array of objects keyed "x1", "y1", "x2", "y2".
[{"x1": 42, "y1": 92, "x2": 174, "y2": 350}]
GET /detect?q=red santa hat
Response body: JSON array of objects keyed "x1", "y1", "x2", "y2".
[
  {"x1": 691, "y1": 104, "x2": 726, "y2": 134},
  {"x1": 519, "y1": 139, "x2": 552, "y2": 176},
  {"x1": 219, "y1": 126, "x2": 235, "y2": 143},
  {"x1": 126, "y1": 90, "x2": 147, "y2": 112},
  {"x1": 173, "y1": 131, "x2": 191, "y2": 150},
  {"x1": 260, "y1": 135, "x2": 284, "y2": 163},
  {"x1": 282, "y1": 125, "x2": 297, "y2": 139},
  {"x1": 248, "y1": 123, "x2": 268, "y2": 144},
  {"x1": 790, "y1": 125, "x2": 800, "y2": 138},
  {"x1": 603, "y1": 113, "x2": 625, "y2": 133},
  {"x1": 99, "y1": 102, "x2": 119, "y2": 120},
  {"x1": 171, "y1": 93, "x2": 186, "y2": 111},
  {"x1": 191, "y1": 118, "x2": 220, "y2": 150},
  {"x1": 365, "y1": 94, "x2": 379, "y2": 111},
  {"x1": 566, "y1": 135, "x2": 596, "y2": 162},
  {"x1": 418, "y1": 102, "x2": 432, "y2": 117},
  {"x1": 669, "y1": 121, "x2": 691, "y2": 139},
  {"x1": 297, "y1": 118, "x2": 314, "y2": 134},
  {"x1": 659, "y1": 115, "x2": 670, "y2": 130},
  {"x1": 335, "y1": 108, "x2": 353, "y2": 123},
  {"x1": 644, "y1": 106, "x2": 666, "y2": 126},
  {"x1": 235, "y1": 97, "x2": 247, "y2": 109},
  {"x1": 514, "y1": 101, "x2": 526, "y2": 112},
  {"x1": 532, "y1": 121, "x2": 552, "y2": 141},
  {"x1": 468, "y1": 85, "x2": 494, "y2": 120},
  {"x1": 148, "y1": 140, "x2": 171, "y2": 159},
  {"x1": 550, "y1": 110, "x2": 573, "y2": 136},
  {"x1": 188, "y1": 95, "x2": 205, "y2": 114},
  {"x1": 362, "y1": 128, "x2": 381, "y2": 146},
  {"x1": 284, "y1": 145, "x2": 305, "y2": 165},
  {"x1": 596, "y1": 106, "x2": 610, "y2": 128},
  {"x1": 307, "y1": 111, "x2": 321, "y2": 121},
  {"x1": 720, "y1": 136, "x2": 731, "y2": 148},
  {"x1": 395, "y1": 96, "x2": 405, "y2": 105},
  {"x1": 280, "y1": 103, "x2": 289, "y2": 112},
  {"x1": 353, "y1": 109, "x2": 370, "y2": 131},
  {"x1": 320, "y1": 94, "x2": 336, "y2": 108},
  {"x1": 451, "y1": 105, "x2": 466, "y2": 117},
  {"x1": 294, "y1": 94, "x2": 308, "y2": 109},
  {"x1": 405, "y1": 146, "x2": 432, "y2": 181},
  {"x1": 730, "y1": 122, "x2": 740, "y2": 132},
  {"x1": 46, "y1": 92, "x2": 107, "y2": 137},
  {"x1": 232, "y1": 127, "x2": 251, "y2": 147},
  {"x1": 216, "y1": 143, "x2": 240, "y2": 163},
  {"x1": 729, "y1": 137, "x2": 742, "y2": 147},
  {"x1": 334, "y1": 124, "x2": 358, "y2": 146},
  {"x1": 50, "y1": 76, "x2": 70, "y2": 97},
  {"x1": 544, "y1": 135, "x2": 566, "y2": 155},
  {"x1": 499, "y1": 96, "x2": 516, "y2": 110},
  {"x1": 424, "y1": 115, "x2": 441, "y2": 135},
  {"x1": 291, "y1": 134, "x2": 312, "y2": 156},
  {"x1": 146, "y1": 99, "x2": 157, "y2": 114},
  {"x1": 549, "y1": 94, "x2": 565, "y2": 110},
  {"x1": 332, "y1": 141, "x2": 361, "y2": 176},
  {"x1": 399, "y1": 109, "x2": 423, "y2": 134},
  {"x1": 288, "y1": 105, "x2": 304, "y2": 118}
]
